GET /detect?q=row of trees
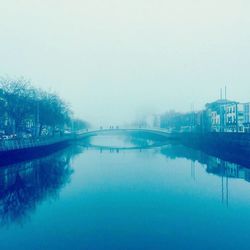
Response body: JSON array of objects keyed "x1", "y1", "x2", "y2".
[
  {"x1": 160, "y1": 110, "x2": 207, "y2": 132},
  {"x1": 0, "y1": 77, "x2": 88, "y2": 137}
]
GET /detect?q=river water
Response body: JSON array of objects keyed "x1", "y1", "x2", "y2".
[{"x1": 0, "y1": 135, "x2": 250, "y2": 250}]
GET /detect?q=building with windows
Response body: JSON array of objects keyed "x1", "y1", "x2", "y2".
[
  {"x1": 205, "y1": 100, "x2": 247, "y2": 133},
  {"x1": 160, "y1": 96, "x2": 250, "y2": 133},
  {"x1": 224, "y1": 102, "x2": 244, "y2": 132},
  {"x1": 205, "y1": 99, "x2": 233, "y2": 132},
  {"x1": 243, "y1": 103, "x2": 250, "y2": 132}
]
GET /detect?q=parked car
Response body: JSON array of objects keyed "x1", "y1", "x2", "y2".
[
  {"x1": 64, "y1": 130, "x2": 71, "y2": 134},
  {"x1": 1, "y1": 134, "x2": 17, "y2": 140},
  {"x1": 22, "y1": 133, "x2": 32, "y2": 139}
]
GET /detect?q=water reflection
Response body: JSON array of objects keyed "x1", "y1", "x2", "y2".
[
  {"x1": 81, "y1": 134, "x2": 168, "y2": 150},
  {"x1": 1, "y1": 135, "x2": 250, "y2": 227},
  {"x1": 87, "y1": 135, "x2": 250, "y2": 186},
  {"x1": 161, "y1": 144, "x2": 250, "y2": 207},
  {"x1": 161, "y1": 144, "x2": 250, "y2": 181},
  {"x1": 0, "y1": 146, "x2": 81, "y2": 226}
]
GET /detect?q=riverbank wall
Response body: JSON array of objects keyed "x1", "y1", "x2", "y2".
[
  {"x1": 171, "y1": 132, "x2": 250, "y2": 166},
  {"x1": 173, "y1": 132, "x2": 250, "y2": 152},
  {"x1": 0, "y1": 134, "x2": 78, "y2": 165}
]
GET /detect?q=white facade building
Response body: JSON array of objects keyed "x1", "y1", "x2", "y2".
[
  {"x1": 211, "y1": 111, "x2": 221, "y2": 132},
  {"x1": 243, "y1": 103, "x2": 250, "y2": 132},
  {"x1": 205, "y1": 99, "x2": 250, "y2": 133},
  {"x1": 224, "y1": 103, "x2": 244, "y2": 132}
]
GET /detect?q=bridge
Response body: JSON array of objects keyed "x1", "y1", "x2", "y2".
[
  {"x1": 76, "y1": 128, "x2": 174, "y2": 140},
  {"x1": 76, "y1": 128, "x2": 176, "y2": 150}
]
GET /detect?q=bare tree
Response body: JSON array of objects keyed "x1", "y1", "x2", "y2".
[
  {"x1": 0, "y1": 77, "x2": 36, "y2": 134},
  {"x1": 0, "y1": 77, "x2": 74, "y2": 137}
]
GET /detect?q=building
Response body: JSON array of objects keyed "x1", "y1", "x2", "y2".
[
  {"x1": 224, "y1": 102, "x2": 244, "y2": 132},
  {"x1": 210, "y1": 110, "x2": 221, "y2": 132},
  {"x1": 205, "y1": 99, "x2": 248, "y2": 133},
  {"x1": 160, "y1": 95, "x2": 250, "y2": 133},
  {"x1": 145, "y1": 114, "x2": 161, "y2": 128},
  {"x1": 205, "y1": 99, "x2": 234, "y2": 132},
  {"x1": 243, "y1": 103, "x2": 250, "y2": 132}
]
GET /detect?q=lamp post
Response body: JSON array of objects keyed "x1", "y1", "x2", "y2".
[{"x1": 36, "y1": 101, "x2": 40, "y2": 137}]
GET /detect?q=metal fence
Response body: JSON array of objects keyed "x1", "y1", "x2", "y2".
[{"x1": 0, "y1": 134, "x2": 76, "y2": 152}]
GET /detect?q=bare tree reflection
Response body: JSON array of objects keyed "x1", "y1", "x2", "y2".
[{"x1": 0, "y1": 146, "x2": 82, "y2": 226}]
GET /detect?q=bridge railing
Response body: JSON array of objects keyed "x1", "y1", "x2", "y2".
[{"x1": 77, "y1": 127, "x2": 170, "y2": 133}]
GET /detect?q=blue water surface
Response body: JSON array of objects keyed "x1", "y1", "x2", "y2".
[{"x1": 0, "y1": 135, "x2": 250, "y2": 250}]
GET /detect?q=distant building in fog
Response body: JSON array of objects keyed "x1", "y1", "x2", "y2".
[
  {"x1": 145, "y1": 114, "x2": 161, "y2": 128},
  {"x1": 160, "y1": 97, "x2": 250, "y2": 133}
]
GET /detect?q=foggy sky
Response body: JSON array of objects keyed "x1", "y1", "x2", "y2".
[{"x1": 1, "y1": 0, "x2": 250, "y2": 126}]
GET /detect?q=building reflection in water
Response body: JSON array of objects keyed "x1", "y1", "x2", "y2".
[
  {"x1": 0, "y1": 146, "x2": 82, "y2": 226},
  {"x1": 89, "y1": 139, "x2": 250, "y2": 209},
  {"x1": 161, "y1": 144, "x2": 250, "y2": 207},
  {"x1": 206, "y1": 156, "x2": 250, "y2": 207}
]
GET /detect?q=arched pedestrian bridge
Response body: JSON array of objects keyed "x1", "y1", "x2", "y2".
[
  {"x1": 76, "y1": 128, "x2": 177, "y2": 149},
  {"x1": 77, "y1": 128, "x2": 173, "y2": 140}
]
